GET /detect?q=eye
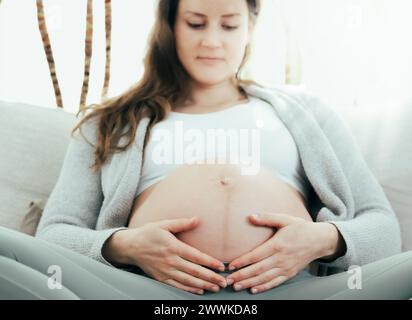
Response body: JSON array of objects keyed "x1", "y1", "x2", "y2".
[
  {"x1": 187, "y1": 22, "x2": 204, "y2": 29},
  {"x1": 223, "y1": 25, "x2": 238, "y2": 31},
  {"x1": 188, "y1": 23, "x2": 238, "y2": 31}
]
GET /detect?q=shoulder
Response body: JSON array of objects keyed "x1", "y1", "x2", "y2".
[
  {"x1": 245, "y1": 83, "x2": 342, "y2": 126},
  {"x1": 71, "y1": 115, "x2": 100, "y2": 148},
  {"x1": 244, "y1": 82, "x2": 317, "y2": 106},
  {"x1": 254, "y1": 83, "x2": 329, "y2": 110}
]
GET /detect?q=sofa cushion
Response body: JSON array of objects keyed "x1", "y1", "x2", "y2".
[
  {"x1": 0, "y1": 101, "x2": 77, "y2": 230},
  {"x1": 338, "y1": 102, "x2": 412, "y2": 251}
]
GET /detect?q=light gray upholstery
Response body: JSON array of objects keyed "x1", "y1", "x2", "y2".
[
  {"x1": 0, "y1": 101, "x2": 76, "y2": 230},
  {"x1": 338, "y1": 104, "x2": 412, "y2": 252}
]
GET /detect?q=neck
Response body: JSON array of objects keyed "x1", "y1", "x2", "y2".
[{"x1": 179, "y1": 79, "x2": 247, "y2": 111}]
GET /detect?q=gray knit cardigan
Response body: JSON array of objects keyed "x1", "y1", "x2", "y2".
[{"x1": 36, "y1": 83, "x2": 402, "y2": 271}]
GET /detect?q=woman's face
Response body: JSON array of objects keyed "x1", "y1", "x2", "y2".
[{"x1": 174, "y1": 0, "x2": 251, "y2": 87}]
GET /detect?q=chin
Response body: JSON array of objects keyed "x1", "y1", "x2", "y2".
[{"x1": 191, "y1": 73, "x2": 232, "y2": 86}]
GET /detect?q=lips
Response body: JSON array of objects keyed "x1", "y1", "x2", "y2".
[{"x1": 197, "y1": 57, "x2": 224, "y2": 60}]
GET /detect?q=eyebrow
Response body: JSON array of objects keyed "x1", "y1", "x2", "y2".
[{"x1": 184, "y1": 11, "x2": 241, "y2": 18}]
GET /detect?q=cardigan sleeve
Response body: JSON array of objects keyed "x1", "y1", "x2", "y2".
[
  {"x1": 35, "y1": 119, "x2": 127, "y2": 267},
  {"x1": 302, "y1": 93, "x2": 402, "y2": 270}
]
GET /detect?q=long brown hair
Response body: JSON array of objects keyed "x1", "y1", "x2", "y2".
[{"x1": 72, "y1": 0, "x2": 262, "y2": 173}]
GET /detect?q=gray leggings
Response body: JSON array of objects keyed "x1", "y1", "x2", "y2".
[{"x1": 0, "y1": 226, "x2": 411, "y2": 300}]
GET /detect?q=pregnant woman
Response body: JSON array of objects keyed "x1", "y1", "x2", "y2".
[{"x1": 1, "y1": 0, "x2": 411, "y2": 299}]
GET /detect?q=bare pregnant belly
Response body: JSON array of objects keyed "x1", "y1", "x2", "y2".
[{"x1": 127, "y1": 163, "x2": 312, "y2": 263}]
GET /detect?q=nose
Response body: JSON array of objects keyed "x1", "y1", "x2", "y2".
[{"x1": 200, "y1": 27, "x2": 222, "y2": 48}]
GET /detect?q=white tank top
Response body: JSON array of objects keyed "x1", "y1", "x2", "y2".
[{"x1": 136, "y1": 96, "x2": 311, "y2": 202}]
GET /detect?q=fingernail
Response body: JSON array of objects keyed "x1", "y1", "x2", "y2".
[
  {"x1": 234, "y1": 284, "x2": 243, "y2": 291},
  {"x1": 219, "y1": 280, "x2": 226, "y2": 288},
  {"x1": 251, "y1": 214, "x2": 259, "y2": 219},
  {"x1": 212, "y1": 285, "x2": 220, "y2": 292},
  {"x1": 229, "y1": 265, "x2": 235, "y2": 271},
  {"x1": 226, "y1": 278, "x2": 234, "y2": 285}
]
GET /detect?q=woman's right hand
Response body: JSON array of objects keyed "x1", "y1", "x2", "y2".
[{"x1": 104, "y1": 216, "x2": 227, "y2": 295}]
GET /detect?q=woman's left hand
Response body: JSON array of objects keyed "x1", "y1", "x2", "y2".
[{"x1": 226, "y1": 213, "x2": 341, "y2": 294}]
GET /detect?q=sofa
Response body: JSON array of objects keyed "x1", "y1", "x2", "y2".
[{"x1": 0, "y1": 99, "x2": 411, "y2": 271}]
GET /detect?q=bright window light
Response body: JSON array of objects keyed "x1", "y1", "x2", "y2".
[{"x1": 1, "y1": 0, "x2": 411, "y2": 116}]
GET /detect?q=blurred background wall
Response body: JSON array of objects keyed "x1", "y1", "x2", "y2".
[{"x1": 0, "y1": 0, "x2": 411, "y2": 115}]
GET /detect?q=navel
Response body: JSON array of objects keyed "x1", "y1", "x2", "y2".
[{"x1": 219, "y1": 176, "x2": 232, "y2": 186}]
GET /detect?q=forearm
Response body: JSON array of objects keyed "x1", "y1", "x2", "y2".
[
  {"x1": 36, "y1": 223, "x2": 128, "y2": 266},
  {"x1": 321, "y1": 212, "x2": 402, "y2": 268},
  {"x1": 315, "y1": 222, "x2": 347, "y2": 262},
  {"x1": 102, "y1": 229, "x2": 133, "y2": 267}
]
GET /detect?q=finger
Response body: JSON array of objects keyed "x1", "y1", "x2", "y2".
[
  {"x1": 173, "y1": 269, "x2": 221, "y2": 293},
  {"x1": 232, "y1": 267, "x2": 282, "y2": 292},
  {"x1": 164, "y1": 279, "x2": 204, "y2": 295},
  {"x1": 177, "y1": 240, "x2": 226, "y2": 272},
  {"x1": 228, "y1": 240, "x2": 274, "y2": 271},
  {"x1": 250, "y1": 275, "x2": 290, "y2": 294},
  {"x1": 227, "y1": 256, "x2": 275, "y2": 285},
  {"x1": 159, "y1": 217, "x2": 199, "y2": 234},
  {"x1": 176, "y1": 256, "x2": 227, "y2": 288},
  {"x1": 249, "y1": 213, "x2": 299, "y2": 228}
]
